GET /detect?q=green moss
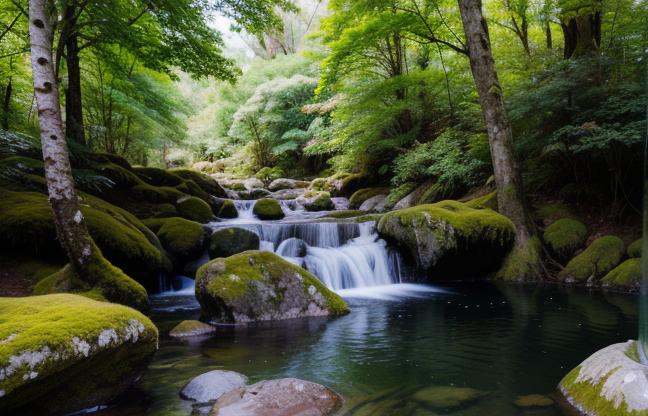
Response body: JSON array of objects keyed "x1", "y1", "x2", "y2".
[
  {"x1": 253, "y1": 198, "x2": 285, "y2": 220},
  {"x1": 324, "y1": 210, "x2": 366, "y2": 219},
  {"x1": 543, "y1": 218, "x2": 588, "y2": 261},
  {"x1": 0, "y1": 155, "x2": 45, "y2": 174},
  {"x1": 417, "y1": 183, "x2": 443, "y2": 205},
  {"x1": 169, "y1": 320, "x2": 215, "y2": 337},
  {"x1": 91, "y1": 152, "x2": 132, "y2": 169},
  {"x1": 628, "y1": 238, "x2": 642, "y2": 258},
  {"x1": 131, "y1": 183, "x2": 184, "y2": 204},
  {"x1": 197, "y1": 251, "x2": 349, "y2": 316},
  {"x1": 232, "y1": 183, "x2": 246, "y2": 191},
  {"x1": 17, "y1": 260, "x2": 64, "y2": 284},
  {"x1": 180, "y1": 179, "x2": 212, "y2": 201},
  {"x1": 496, "y1": 237, "x2": 543, "y2": 282},
  {"x1": 217, "y1": 200, "x2": 238, "y2": 218},
  {"x1": 133, "y1": 166, "x2": 184, "y2": 187},
  {"x1": 384, "y1": 183, "x2": 417, "y2": 209},
  {"x1": 559, "y1": 236, "x2": 626, "y2": 283},
  {"x1": 155, "y1": 203, "x2": 177, "y2": 218},
  {"x1": 33, "y1": 242, "x2": 149, "y2": 312},
  {"x1": 310, "y1": 178, "x2": 330, "y2": 192},
  {"x1": 304, "y1": 192, "x2": 334, "y2": 211},
  {"x1": 355, "y1": 213, "x2": 384, "y2": 223},
  {"x1": 97, "y1": 163, "x2": 145, "y2": 188},
  {"x1": 0, "y1": 294, "x2": 157, "y2": 415},
  {"x1": 156, "y1": 217, "x2": 205, "y2": 261},
  {"x1": 209, "y1": 228, "x2": 260, "y2": 259},
  {"x1": 349, "y1": 188, "x2": 390, "y2": 208},
  {"x1": 177, "y1": 196, "x2": 213, "y2": 223},
  {"x1": 534, "y1": 203, "x2": 572, "y2": 225},
  {"x1": 559, "y1": 363, "x2": 642, "y2": 416},
  {"x1": 141, "y1": 218, "x2": 167, "y2": 233},
  {"x1": 171, "y1": 169, "x2": 227, "y2": 197},
  {"x1": 465, "y1": 191, "x2": 498, "y2": 211},
  {"x1": 601, "y1": 259, "x2": 642, "y2": 288}
]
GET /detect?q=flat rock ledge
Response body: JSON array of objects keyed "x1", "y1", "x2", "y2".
[
  {"x1": 559, "y1": 340, "x2": 648, "y2": 415},
  {"x1": 209, "y1": 378, "x2": 343, "y2": 416}
]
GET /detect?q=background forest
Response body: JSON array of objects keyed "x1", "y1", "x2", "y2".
[{"x1": 0, "y1": 0, "x2": 646, "y2": 218}]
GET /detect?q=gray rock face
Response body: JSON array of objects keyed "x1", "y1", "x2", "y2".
[
  {"x1": 181, "y1": 370, "x2": 248, "y2": 404},
  {"x1": 271, "y1": 189, "x2": 305, "y2": 200},
  {"x1": 239, "y1": 188, "x2": 271, "y2": 200},
  {"x1": 209, "y1": 378, "x2": 342, "y2": 416},
  {"x1": 209, "y1": 228, "x2": 260, "y2": 259},
  {"x1": 359, "y1": 194, "x2": 386, "y2": 212},
  {"x1": 560, "y1": 341, "x2": 648, "y2": 414},
  {"x1": 394, "y1": 180, "x2": 435, "y2": 210},
  {"x1": 268, "y1": 178, "x2": 297, "y2": 191},
  {"x1": 244, "y1": 178, "x2": 265, "y2": 190}
]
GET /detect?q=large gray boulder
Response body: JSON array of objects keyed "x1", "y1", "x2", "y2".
[
  {"x1": 209, "y1": 378, "x2": 342, "y2": 416},
  {"x1": 244, "y1": 178, "x2": 265, "y2": 190},
  {"x1": 195, "y1": 251, "x2": 349, "y2": 323},
  {"x1": 268, "y1": 178, "x2": 297, "y2": 191},
  {"x1": 359, "y1": 194, "x2": 386, "y2": 212},
  {"x1": 394, "y1": 180, "x2": 435, "y2": 210},
  {"x1": 181, "y1": 370, "x2": 248, "y2": 403},
  {"x1": 377, "y1": 200, "x2": 515, "y2": 279}
]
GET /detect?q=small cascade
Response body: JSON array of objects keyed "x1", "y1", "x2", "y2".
[{"x1": 234, "y1": 200, "x2": 257, "y2": 220}]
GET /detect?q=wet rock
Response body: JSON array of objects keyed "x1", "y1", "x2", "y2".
[
  {"x1": 217, "y1": 200, "x2": 238, "y2": 219},
  {"x1": 0, "y1": 295, "x2": 158, "y2": 416},
  {"x1": 513, "y1": 394, "x2": 554, "y2": 408},
  {"x1": 177, "y1": 196, "x2": 215, "y2": 224},
  {"x1": 239, "y1": 188, "x2": 271, "y2": 200},
  {"x1": 359, "y1": 195, "x2": 386, "y2": 212},
  {"x1": 253, "y1": 198, "x2": 285, "y2": 220},
  {"x1": 209, "y1": 378, "x2": 342, "y2": 416},
  {"x1": 244, "y1": 178, "x2": 265, "y2": 190},
  {"x1": 268, "y1": 178, "x2": 297, "y2": 191},
  {"x1": 271, "y1": 188, "x2": 305, "y2": 200},
  {"x1": 394, "y1": 181, "x2": 435, "y2": 210},
  {"x1": 209, "y1": 228, "x2": 260, "y2": 259},
  {"x1": 196, "y1": 251, "x2": 349, "y2": 323},
  {"x1": 412, "y1": 386, "x2": 488, "y2": 409},
  {"x1": 300, "y1": 192, "x2": 334, "y2": 212},
  {"x1": 181, "y1": 370, "x2": 248, "y2": 403},
  {"x1": 377, "y1": 200, "x2": 515, "y2": 279},
  {"x1": 170, "y1": 320, "x2": 217, "y2": 338},
  {"x1": 349, "y1": 188, "x2": 390, "y2": 209},
  {"x1": 192, "y1": 161, "x2": 214, "y2": 172}
]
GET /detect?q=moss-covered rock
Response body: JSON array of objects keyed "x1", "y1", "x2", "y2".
[
  {"x1": 534, "y1": 203, "x2": 573, "y2": 227},
  {"x1": 601, "y1": 259, "x2": 642, "y2": 290},
  {"x1": 169, "y1": 320, "x2": 216, "y2": 338},
  {"x1": 558, "y1": 236, "x2": 625, "y2": 283},
  {"x1": 133, "y1": 167, "x2": 185, "y2": 187},
  {"x1": 377, "y1": 200, "x2": 515, "y2": 279},
  {"x1": 333, "y1": 173, "x2": 371, "y2": 197},
  {"x1": 97, "y1": 163, "x2": 144, "y2": 188},
  {"x1": 0, "y1": 294, "x2": 158, "y2": 416},
  {"x1": 196, "y1": 251, "x2": 349, "y2": 323},
  {"x1": 464, "y1": 191, "x2": 498, "y2": 211},
  {"x1": 156, "y1": 217, "x2": 206, "y2": 263},
  {"x1": 349, "y1": 188, "x2": 391, "y2": 209},
  {"x1": 303, "y1": 192, "x2": 334, "y2": 212},
  {"x1": 217, "y1": 200, "x2": 239, "y2": 219},
  {"x1": 131, "y1": 184, "x2": 184, "y2": 204},
  {"x1": 513, "y1": 394, "x2": 554, "y2": 408},
  {"x1": 628, "y1": 238, "x2": 642, "y2": 258},
  {"x1": 239, "y1": 188, "x2": 272, "y2": 200},
  {"x1": 17, "y1": 260, "x2": 64, "y2": 284},
  {"x1": 253, "y1": 198, "x2": 285, "y2": 220},
  {"x1": 0, "y1": 188, "x2": 164, "y2": 290},
  {"x1": 543, "y1": 218, "x2": 588, "y2": 261},
  {"x1": 209, "y1": 228, "x2": 260, "y2": 259},
  {"x1": 417, "y1": 183, "x2": 443, "y2": 205},
  {"x1": 323, "y1": 210, "x2": 365, "y2": 219},
  {"x1": 91, "y1": 152, "x2": 132, "y2": 169},
  {"x1": 412, "y1": 386, "x2": 488, "y2": 409},
  {"x1": 177, "y1": 196, "x2": 213, "y2": 224},
  {"x1": 34, "y1": 242, "x2": 150, "y2": 313},
  {"x1": 154, "y1": 203, "x2": 177, "y2": 218},
  {"x1": 171, "y1": 169, "x2": 228, "y2": 198},
  {"x1": 559, "y1": 341, "x2": 648, "y2": 416}
]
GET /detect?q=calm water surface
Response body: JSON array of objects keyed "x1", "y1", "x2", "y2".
[{"x1": 98, "y1": 282, "x2": 638, "y2": 416}]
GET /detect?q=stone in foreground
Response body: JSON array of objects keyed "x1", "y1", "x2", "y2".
[
  {"x1": 377, "y1": 200, "x2": 515, "y2": 279},
  {"x1": 0, "y1": 294, "x2": 158, "y2": 416},
  {"x1": 170, "y1": 320, "x2": 217, "y2": 338},
  {"x1": 181, "y1": 370, "x2": 248, "y2": 403},
  {"x1": 209, "y1": 378, "x2": 342, "y2": 416},
  {"x1": 559, "y1": 341, "x2": 648, "y2": 415},
  {"x1": 196, "y1": 251, "x2": 349, "y2": 323}
]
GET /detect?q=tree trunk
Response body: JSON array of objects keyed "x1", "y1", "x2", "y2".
[
  {"x1": 29, "y1": 0, "x2": 94, "y2": 279},
  {"x1": 561, "y1": 13, "x2": 601, "y2": 59},
  {"x1": 65, "y1": 31, "x2": 86, "y2": 145},
  {"x1": 2, "y1": 80, "x2": 10, "y2": 131},
  {"x1": 545, "y1": 21, "x2": 552, "y2": 49},
  {"x1": 457, "y1": 0, "x2": 539, "y2": 279}
]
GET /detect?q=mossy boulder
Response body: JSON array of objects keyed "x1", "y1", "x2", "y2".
[
  {"x1": 239, "y1": 188, "x2": 272, "y2": 200},
  {"x1": 349, "y1": 188, "x2": 391, "y2": 209},
  {"x1": 303, "y1": 192, "x2": 334, "y2": 212},
  {"x1": 464, "y1": 191, "x2": 498, "y2": 211},
  {"x1": 268, "y1": 178, "x2": 297, "y2": 191},
  {"x1": 601, "y1": 259, "x2": 642, "y2": 290},
  {"x1": 209, "y1": 228, "x2": 260, "y2": 259},
  {"x1": 377, "y1": 200, "x2": 515, "y2": 279},
  {"x1": 154, "y1": 203, "x2": 177, "y2": 218},
  {"x1": 34, "y1": 242, "x2": 150, "y2": 313},
  {"x1": 169, "y1": 320, "x2": 216, "y2": 338},
  {"x1": 217, "y1": 200, "x2": 239, "y2": 219},
  {"x1": 156, "y1": 217, "x2": 206, "y2": 264},
  {"x1": 171, "y1": 169, "x2": 228, "y2": 198},
  {"x1": 177, "y1": 196, "x2": 213, "y2": 224},
  {"x1": 0, "y1": 294, "x2": 158, "y2": 416},
  {"x1": 323, "y1": 210, "x2": 365, "y2": 219},
  {"x1": 0, "y1": 188, "x2": 164, "y2": 290},
  {"x1": 543, "y1": 218, "x2": 588, "y2": 262},
  {"x1": 559, "y1": 341, "x2": 648, "y2": 416},
  {"x1": 133, "y1": 166, "x2": 185, "y2": 187},
  {"x1": 131, "y1": 184, "x2": 183, "y2": 204},
  {"x1": 331, "y1": 173, "x2": 371, "y2": 197},
  {"x1": 628, "y1": 238, "x2": 642, "y2": 258},
  {"x1": 253, "y1": 198, "x2": 285, "y2": 220},
  {"x1": 195, "y1": 251, "x2": 349, "y2": 323},
  {"x1": 558, "y1": 236, "x2": 625, "y2": 283}
]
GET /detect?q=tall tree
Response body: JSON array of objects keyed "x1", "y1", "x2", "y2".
[
  {"x1": 559, "y1": 0, "x2": 602, "y2": 58},
  {"x1": 28, "y1": 0, "x2": 93, "y2": 278}
]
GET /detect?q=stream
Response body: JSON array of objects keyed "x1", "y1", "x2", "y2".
[{"x1": 99, "y1": 199, "x2": 639, "y2": 416}]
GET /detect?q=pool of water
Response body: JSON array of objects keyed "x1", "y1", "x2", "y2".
[{"x1": 98, "y1": 281, "x2": 638, "y2": 416}]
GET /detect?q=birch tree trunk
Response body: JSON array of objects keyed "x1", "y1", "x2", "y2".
[
  {"x1": 29, "y1": 0, "x2": 94, "y2": 279},
  {"x1": 457, "y1": 0, "x2": 541, "y2": 280}
]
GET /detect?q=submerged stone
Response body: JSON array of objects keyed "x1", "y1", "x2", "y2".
[
  {"x1": 181, "y1": 370, "x2": 248, "y2": 403},
  {"x1": 195, "y1": 251, "x2": 349, "y2": 323},
  {"x1": 412, "y1": 386, "x2": 488, "y2": 409},
  {"x1": 209, "y1": 378, "x2": 342, "y2": 416},
  {"x1": 514, "y1": 394, "x2": 554, "y2": 408},
  {"x1": 170, "y1": 320, "x2": 217, "y2": 338},
  {"x1": 0, "y1": 294, "x2": 158, "y2": 416},
  {"x1": 377, "y1": 200, "x2": 515, "y2": 279},
  {"x1": 559, "y1": 341, "x2": 648, "y2": 416}
]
